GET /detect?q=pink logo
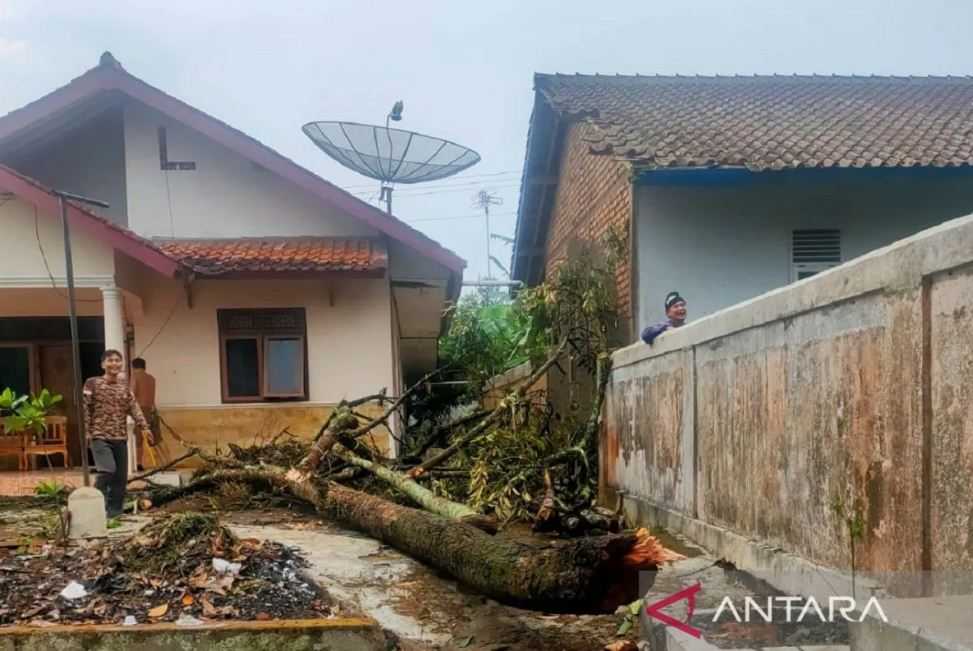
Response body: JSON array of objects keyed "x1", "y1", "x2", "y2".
[{"x1": 644, "y1": 583, "x2": 702, "y2": 638}]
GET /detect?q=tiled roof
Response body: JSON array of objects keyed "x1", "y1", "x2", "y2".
[
  {"x1": 156, "y1": 238, "x2": 387, "y2": 276},
  {"x1": 535, "y1": 73, "x2": 973, "y2": 171}
]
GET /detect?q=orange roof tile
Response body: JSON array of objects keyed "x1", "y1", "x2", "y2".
[{"x1": 156, "y1": 238, "x2": 387, "y2": 276}]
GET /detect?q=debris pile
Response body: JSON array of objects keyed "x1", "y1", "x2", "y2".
[{"x1": 0, "y1": 512, "x2": 330, "y2": 626}]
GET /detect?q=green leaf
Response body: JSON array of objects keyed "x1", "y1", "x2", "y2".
[{"x1": 616, "y1": 618, "x2": 633, "y2": 636}]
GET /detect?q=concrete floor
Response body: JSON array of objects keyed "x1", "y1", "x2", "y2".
[
  {"x1": 232, "y1": 522, "x2": 451, "y2": 645},
  {"x1": 229, "y1": 519, "x2": 633, "y2": 650},
  {"x1": 851, "y1": 596, "x2": 973, "y2": 651}
]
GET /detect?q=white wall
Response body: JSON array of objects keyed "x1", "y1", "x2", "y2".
[
  {"x1": 636, "y1": 174, "x2": 973, "y2": 331},
  {"x1": 0, "y1": 198, "x2": 115, "y2": 282},
  {"x1": 3, "y1": 109, "x2": 128, "y2": 226},
  {"x1": 134, "y1": 275, "x2": 395, "y2": 407},
  {"x1": 123, "y1": 102, "x2": 379, "y2": 239}
]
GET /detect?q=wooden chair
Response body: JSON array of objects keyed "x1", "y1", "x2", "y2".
[
  {"x1": 0, "y1": 423, "x2": 27, "y2": 471},
  {"x1": 24, "y1": 416, "x2": 69, "y2": 469}
]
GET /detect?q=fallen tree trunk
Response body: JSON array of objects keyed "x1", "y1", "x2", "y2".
[
  {"x1": 149, "y1": 468, "x2": 662, "y2": 612},
  {"x1": 320, "y1": 481, "x2": 649, "y2": 612}
]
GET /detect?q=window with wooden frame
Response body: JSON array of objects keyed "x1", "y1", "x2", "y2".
[{"x1": 218, "y1": 309, "x2": 308, "y2": 402}]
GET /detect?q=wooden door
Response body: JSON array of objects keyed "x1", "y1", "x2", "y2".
[{"x1": 38, "y1": 344, "x2": 80, "y2": 467}]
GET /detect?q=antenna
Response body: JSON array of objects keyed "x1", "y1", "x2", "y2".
[
  {"x1": 472, "y1": 190, "x2": 503, "y2": 279},
  {"x1": 303, "y1": 102, "x2": 481, "y2": 214}
]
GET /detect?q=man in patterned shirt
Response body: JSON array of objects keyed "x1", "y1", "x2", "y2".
[{"x1": 83, "y1": 349, "x2": 152, "y2": 517}]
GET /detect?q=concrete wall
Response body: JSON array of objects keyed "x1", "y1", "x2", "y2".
[
  {"x1": 2, "y1": 109, "x2": 128, "y2": 226},
  {"x1": 636, "y1": 172, "x2": 973, "y2": 331},
  {"x1": 122, "y1": 101, "x2": 378, "y2": 239},
  {"x1": 604, "y1": 213, "x2": 973, "y2": 580}
]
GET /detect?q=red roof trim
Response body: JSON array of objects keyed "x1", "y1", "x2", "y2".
[
  {"x1": 0, "y1": 61, "x2": 465, "y2": 273},
  {"x1": 0, "y1": 164, "x2": 183, "y2": 278}
]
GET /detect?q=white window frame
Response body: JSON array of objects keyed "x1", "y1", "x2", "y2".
[{"x1": 791, "y1": 229, "x2": 842, "y2": 282}]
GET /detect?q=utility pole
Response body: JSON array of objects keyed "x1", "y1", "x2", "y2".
[
  {"x1": 56, "y1": 190, "x2": 110, "y2": 488},
  {"x1": 472, "y1": 190, "x2": 503, "y2": 279}
]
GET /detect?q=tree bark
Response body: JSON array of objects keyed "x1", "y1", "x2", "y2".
[
  {"x1": 320, "y1": 481, "x2": 652, "y2": 612},
  {"x1": 149, "y1": 467, "x2": 662, "y2": 612},
  {"x1": 298, "y1": 410, "x2": 359, "y2": 473}
]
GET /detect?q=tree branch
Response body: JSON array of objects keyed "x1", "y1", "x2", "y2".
[
  {"x1": 127, "y1": 448, "x2": 200, "y2": 484},
  {"x1": 409, "y1": 338, "x2": 568, "y2": 478},
  {"x1": 352, "y1": 367, "x2": 444, "y2": 441},
  {"x1": 338, "y1": 452, "x2": 496, "y2": 532}
]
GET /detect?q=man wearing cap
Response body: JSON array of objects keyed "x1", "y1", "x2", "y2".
[{"x1": 641, "y1": 292, "x2": 688, "y2": 345}]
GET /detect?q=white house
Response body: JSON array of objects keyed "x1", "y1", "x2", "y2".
[{"x1": 0, "y1": 52, "x2": 464, "y2": 465}]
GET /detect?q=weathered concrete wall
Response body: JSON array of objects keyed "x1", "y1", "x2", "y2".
[
  {"x1": 930, "y1": 266, "x2": 973, "y2": 571},
  {"x1": 603, "y1": 348, "x2": 694, "y2": 513},
  {"x1": 604, "y1": 213, "x2": 973, "y2": 579}
]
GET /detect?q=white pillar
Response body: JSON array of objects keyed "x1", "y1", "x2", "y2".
[
  {"x1": 100, "y1": 286, "x2": 126, "y2": 363},
  {"x1": 101, "y1": 286, "x2": 137, "y2": 476}
]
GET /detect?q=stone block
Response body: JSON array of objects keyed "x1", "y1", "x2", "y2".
[
  {"x1": 67, "y1": 486, "x2": 106, "y2": 539},
  {"x1": 149, "y1": 471, "x2": 182, "y2": 488}
]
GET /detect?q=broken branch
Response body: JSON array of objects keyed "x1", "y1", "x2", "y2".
[
  {"x1": 128, "y1": 448, "x2": 200, "y2": 484},
  {"x1": 410, "y1": 338, "x2": 568, "y2": 478},
  {"x1": 338, "y1": 452, "x2": 496, "y2": 533}
]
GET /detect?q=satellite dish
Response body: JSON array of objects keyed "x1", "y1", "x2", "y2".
[{"x1": 303, "y1": 103, "x2": 481, "y2": 214}]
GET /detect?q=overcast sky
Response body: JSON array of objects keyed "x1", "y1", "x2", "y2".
[{"x1": 2, "y1": 1, "x2": 971, "y2": 279}]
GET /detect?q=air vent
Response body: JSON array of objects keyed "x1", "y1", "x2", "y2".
[{"x1": 792, "y1": 229, "x2": 841, "y2": 281}]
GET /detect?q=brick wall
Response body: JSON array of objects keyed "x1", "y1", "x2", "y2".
[{"x1": 544, "y1": 121, "x2": 635, "y2": 340}]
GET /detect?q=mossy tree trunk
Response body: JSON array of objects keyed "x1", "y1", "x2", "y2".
[{"x1": 151, "y1": 469, "x2": 647, "y2": 612}]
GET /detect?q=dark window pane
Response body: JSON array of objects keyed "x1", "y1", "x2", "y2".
[
  {"x1": 226, "y1": 339, "x2": 259, "y2": 397},
  {"x1": 265, "y1": 337, "x2": 303, "y2": 396},
  {"x1": 0, "y1": 347, "x2": 30, "y2": 396}
]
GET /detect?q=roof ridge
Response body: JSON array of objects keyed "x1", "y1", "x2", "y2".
[{"x1": 534, "y1": 72, "x2": 973, "y2": 81}]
